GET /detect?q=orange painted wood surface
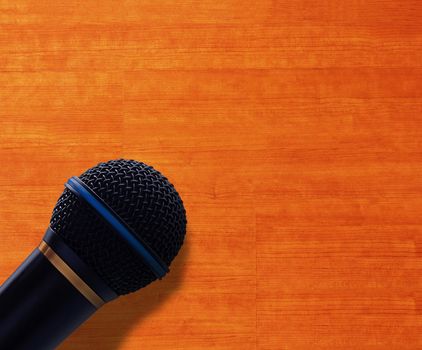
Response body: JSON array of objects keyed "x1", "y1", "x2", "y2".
[{"x1": 0, "y1": 1, "x2": 422, "y2": 349}]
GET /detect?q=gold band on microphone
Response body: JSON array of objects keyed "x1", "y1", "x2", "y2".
[{"x1": 38, "y1": 241, "x2": 105, "y2": 309}]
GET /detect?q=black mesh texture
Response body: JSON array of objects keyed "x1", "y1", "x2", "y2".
[{"x1": 50, "y1": 159, "x2": 186, "y2": 295}]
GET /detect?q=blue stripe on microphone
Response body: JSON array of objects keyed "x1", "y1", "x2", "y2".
[{"x1": 65, "y1": 176, "x2": 168, "y2": 279}]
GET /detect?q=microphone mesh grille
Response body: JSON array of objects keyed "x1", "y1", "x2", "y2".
[{"x1": 50, "y1": 159, "x2": 186, "y2": 295}]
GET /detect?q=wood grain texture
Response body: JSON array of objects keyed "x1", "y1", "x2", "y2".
[{"x1": 0, "y1": 1, "x2": 421, "y2": 349}]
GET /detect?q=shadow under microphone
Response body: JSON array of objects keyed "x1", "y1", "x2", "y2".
[{"x1": 0, "y1": 159, "x2": 187, "y2": 350}]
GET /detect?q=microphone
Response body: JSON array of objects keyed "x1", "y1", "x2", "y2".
[{"x1": 0, "y1": 159, "x2": 187, "y2": 349}]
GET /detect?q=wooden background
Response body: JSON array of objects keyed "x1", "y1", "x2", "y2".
[{"x1": 0, "y1": 1, "x2": 421, "y2": 349}]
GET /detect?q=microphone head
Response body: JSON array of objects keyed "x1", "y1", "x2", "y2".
[{"x1": 50, "y1": 159, "x2": 187, "y2": 295}]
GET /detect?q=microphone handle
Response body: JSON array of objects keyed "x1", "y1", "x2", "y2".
[{"x1": 0, "y1": 248, "x2": 97, "y2": 349}]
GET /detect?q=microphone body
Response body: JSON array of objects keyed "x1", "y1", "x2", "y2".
[
  {"x1": 0, "y1": 247, "x2": 96, "y2": 350},
  {"x1": 0, "y1": 228, "x2": 117, "y2": 349}
]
